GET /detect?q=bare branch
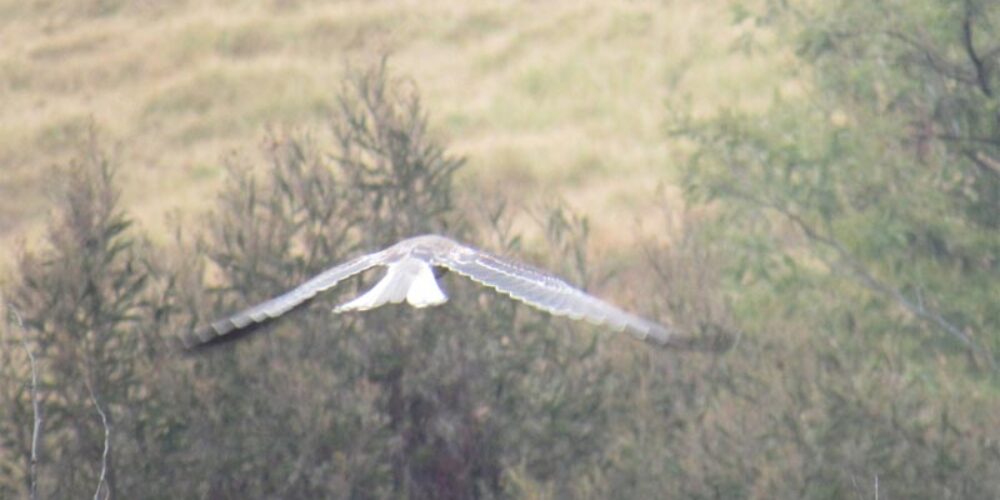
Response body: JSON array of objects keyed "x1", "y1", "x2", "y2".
[
  {"x1": 6, "y1": 303, "x2": 42, "y2": 500},
  {"x1": 85, "y1": 377, "x2": 111, "y2": 500},
  {"x1": 931, "y1": 132, "x2": 1000, "y2": 148},
  {"x1": 882, "y1": 29, "x2": 979, "y2": 88},
  {"x1": 961, "y1": 0, "x2": 993, "y2": 97},
  {"x1": 733, "y1": 190, "x2": 994, "y2": 367},
  {"x1": 971, "y1": 151, "x2": 1000, "y2": 178}
]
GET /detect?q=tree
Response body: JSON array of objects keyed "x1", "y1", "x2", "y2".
[
  {"x1": 682, "y1": 0, "x2": 999, "y2": 369},
  {"x1": 2, "y1": 134, "x2": 165, "y2": 499},
  {"x1": 180, "y1": 60, "x2": 631, "y2": 499},
  {"x1": 668, "y1": 0, "x2": 1000, "y2": 496}
]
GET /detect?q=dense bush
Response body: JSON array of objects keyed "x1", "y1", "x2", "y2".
[
  {"x1": 3, "y1": 2, "x2": 999, "y2": 495},
  {"x1": 1, "y1": 61, "x2": 691, "y2": 499},
  {"x1": 671, "y1": 0, "x2": 1000, "y2": 496}
]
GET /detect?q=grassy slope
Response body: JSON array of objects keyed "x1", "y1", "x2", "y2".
[{"x1": 0, "y1": 0, "x2": 785, "y2": 272}]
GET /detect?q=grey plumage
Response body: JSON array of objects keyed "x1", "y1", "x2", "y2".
[{"x1": 185, "y1": 234, "x2": 678, "y2": 348}]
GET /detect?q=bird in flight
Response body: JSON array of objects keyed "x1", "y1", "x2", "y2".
[{"x1": 184, "y1": 234, "x2": 685, "y2": 349}]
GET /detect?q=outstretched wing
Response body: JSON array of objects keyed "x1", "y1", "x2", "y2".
[
  {"x1": 430, "y1": 243, "x2": 676, "y2": 346},
  {"x1": 184, "y1": 250, "x2": 389, "y2": 348}
]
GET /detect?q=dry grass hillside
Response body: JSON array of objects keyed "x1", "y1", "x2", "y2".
[
  {"x1": 0, "y1": 0, "x2": 787, "y2": 270},
  {"x1": 5, "y1": 3, "x2": 999, "y2": 497}
]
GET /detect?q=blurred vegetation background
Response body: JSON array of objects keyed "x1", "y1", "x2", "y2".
[{"x1": 1, "y1": 0, "x2": 998, "y2": 498}]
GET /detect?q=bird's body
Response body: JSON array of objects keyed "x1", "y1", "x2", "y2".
[
  {"x1": 186, "y1": 234, "x2": 680, "y2": 348},
  {"x1": 335, "y1": 254, "x2": 447, "y2": 311}
]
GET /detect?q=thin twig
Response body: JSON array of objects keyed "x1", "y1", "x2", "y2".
[
  {"x1": 776, "y1": 203, "x2": 976, "y2": 349},
  {"x1": 732, "y1": 190, "x2": 993, "y2": 368},
  {"x1": 85, "y1": 377, "x2": 111, "y2": 500},
  {"x1": 8, "y1": 304, "x2": 42, "y2": 500},
  {"x1": 972, "y1": 151, "x2": 1000, "y2": 176},
  {"x1": 961, "y1": 0, "x2": 993, "y2": 97},
  {"x1": 850, "y1": 474, "x2": 863, "y2": 500}
]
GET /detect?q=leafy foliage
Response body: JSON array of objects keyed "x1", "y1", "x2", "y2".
[
  {"x1": 3, "y1": 5, "x2": 1000, "y2": 495},
  {"x1": 684, "y1": 0, "x2": 999, "y2": 365},
  {"x1": 670, "y1": 0, "x2": 1000, "y2": 496},
  {"x1": 0, "y1": 61, "x2": 672, "y2": 499},
  {"x1": 1, "y1": 134, "x2": 173, "y2": 498}
]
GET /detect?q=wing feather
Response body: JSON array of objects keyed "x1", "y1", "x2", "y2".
[
  {"x1": 185, "y1": 250, "x2": 388, "y2": 348},
  {"x1": 184, "y1": 234, "x2": 685, "y2": 351},
  {"x1": 431, "y1": 244, "x2": 674, "y2": 345}
]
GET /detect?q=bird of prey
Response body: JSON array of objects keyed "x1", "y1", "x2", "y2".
[{"x1": 184, "y1": 234, "x2": 682, "y2": 349}]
